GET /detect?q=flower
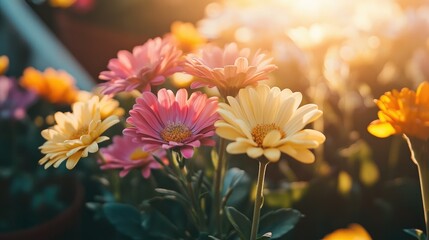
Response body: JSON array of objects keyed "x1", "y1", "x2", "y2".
[
  {"x1": 19, "y1": 67, "x2": 79, "y2": 105},
  {"x1": 77, "y1": 91, "x2": 125, "y2": 120},
  {"x1": 72, "y1": 0, "x2": 95, "y2": 12},
  {"x1": 215, "y1": 84, "x2": 325, "y2": 163},
  {"x1": 39, "y1": 96, "x2": 120, "y2": 169},
  {"x1": 98, "y1": 36, "x2": 183, "y2": 95},
  {"x1": 184, "y1": 42, "x2": 278, "y2": 97},
  {"x1": 0, "y1": 76, "x2": 36, "y2": 120},
  {"x1": 323, "y1": 224, "x2": 372, "y2": 240},
  {"x1": 171, "y1": 21, "x2": 206, "y2": 53},
  {"x1": 49, "y1": 0, "x2": 76, "y2": 8},
  {"x1": 124, "y1": 88, "x2": 219, "y2": 158},
  {"x1": 99, "y1": 135, "x2": 167, "y2": 178},
  {"x1": 0, "y1": 55, "x2": 9, "y2": 76},
  {"x1": 367, "y1": 81, "x2": 429, "y2": 140}
]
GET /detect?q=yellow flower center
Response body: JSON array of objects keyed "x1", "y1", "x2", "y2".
[
  {"x1": 251, "y1": 123, "x2": 285, "y2": 147},
  {"x1": 129, "y1": 148, "x2": 150, "y2": 161},
  {"x1": 160, "y1": 122, "x2": 192, "y2": 142}
]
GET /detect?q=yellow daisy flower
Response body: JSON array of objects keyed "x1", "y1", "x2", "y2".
[
  {"x1": 39, "y1": 96, "x2": 120, "y2": 169},
  {"x1": 49, "y1": 0, "x2": 76, "y2": 8},
  {"x1": 20, "y1": 67, "x2": 79, "y2": 105},
  {"x1": 77, "y1": 91, "x2": 125, "y2": 120},
  {"x1": 368, "y1": 81, "x2": 429, "y2": 140},
  {"x1": 0, "y1": 55, "x2": 9, "y2": 75},
  {"x1": 170, "y1": 21, "x2": 206, "y2": 53},
  {"x1": 323, "y1": 224, "x2": 372, "y2": 240},
  {"x1": 215, "y1": 84, "x2": 325, "y2": 163}
]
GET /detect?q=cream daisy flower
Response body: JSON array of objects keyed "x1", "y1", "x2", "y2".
[
  {"x1": 39, "y1": 96, "x2": 120, "y2": 169},
  {"x1": 77, "y1": 91, "x2": 125, "y2": 120},
  {"x1": 215, "y1": 84, "x2": 325, "y2": 163}
]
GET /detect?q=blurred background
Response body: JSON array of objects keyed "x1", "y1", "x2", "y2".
[{"x1": 1, "y1": 0, "x2": 429, "y2": 239}]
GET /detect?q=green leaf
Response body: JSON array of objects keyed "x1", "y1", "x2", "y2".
[
  {"x1": 103, "y1": 203, "x2": 145, "y2": 240},
  {"x1": 225, "y1": 206, "x2": 251, "y2": 240},
  {"x1": 155, "y1": 188, "x2": 189, "y2": 206},
  {"x1": 207, "y1": 236, "x2": 221, "y2": 240},
  {"x1": 223, "y1": 168, "x2": 251, "y2": 206},
  {"x1": 257, "y1": 232, "x2": 272, "y2": 240},
  {"x1": 259, "y1": 208, "x2": 302, "y2": 239},
  {"x1": 142, "y1": 209, "x2": 181, "y2": 239},
  {"x1": 404, "y1": 229, "x2": 427, "y2": 240},
  {"x1": 193, "y1": 170, "x2": 205, "y2": 196}
]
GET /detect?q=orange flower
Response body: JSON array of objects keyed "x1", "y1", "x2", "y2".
[
  {"x1": 49, "y1": 0, "x2": 76, "y2": 8},
  {"x1": 368, "y1": 81, "x2": 429, "y2": 141},
  {"x1": 323, "y1": 224, "x2": 372, "y2": 240},
  {"x1": 170, "y1": 21, "x2": 206, "y2": 53},
  {"x1": 0, "y1": 55, "x2": 9, "y2": 75},
  {"x1": 20, "y1": 67, "x2": 79, "y2": 105}
]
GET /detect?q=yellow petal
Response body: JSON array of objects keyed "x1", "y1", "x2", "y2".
[
  {"x1": 262, "y1": 130, "x2": 282, "y2": 147},
  {"x1": 226, "y1": 141, "x2": 252, "y2": 154},
  {"x1": 66, "y1": 152, "x2": 82, "y2": 169},
  {"x1": 367, "y1": 120, "x2": 397, "y2": 138},
  {"x1": 247, "y1": 147, "x2": 264, "y2": 159},
  {"x1": 96, "y1": 136, "x2": 110, "y2": 143},
  {"x1": 86, "y1": 141, "x2": 99, "y2": 154},
  {"x1": 218, "y1": 109, "x2": 252, "y2": 138},
  {"x1": 53, "y1": 156, "x2": 68, "y2": 168},
  {"x1": 417, "y1": 81, "x2": 429, "y2": 105},
  {"x1": 282, "y1": 129, "x2": 326, "y2": 148},
  {"x1": 66, "y1": 146, "x2": 85, "y2": 157},
  {"x1": 215, "y1": 122, "x2": 244, "y2": 140},
  {"x1": 279, "y1": 145, "x2": 315, "y2": 164},
  {"x1": 323, "y1": 223, "x2": 372, "y2": 240},
  {"x1": 263, "y1": 148, "x2": 281, "y2": 162}
]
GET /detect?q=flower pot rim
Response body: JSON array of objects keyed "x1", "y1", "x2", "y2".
[{"x1": 0, "y1": 176, "x2": 84, "y2": 240}]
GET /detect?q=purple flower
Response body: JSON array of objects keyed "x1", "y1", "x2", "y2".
[{"x1": 0, "y1": 76, "x2": 36, "y2": 120}]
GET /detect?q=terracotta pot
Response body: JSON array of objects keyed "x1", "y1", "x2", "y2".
[{"x1": 0, "y1": 176, "x2": 84, "y2": 240}]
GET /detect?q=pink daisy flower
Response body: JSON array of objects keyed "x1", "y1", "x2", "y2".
[
  {"x1": 98, "y1": 36, "x2": 183, "y2": 95},
  {"x1": 99, "y1": 135, "x2": 167, "y2": 178},
  {"x1": 184, "y1": 42, "x2": 278, "y2": 97},
  {"x1": 123, "y1": 88, "x2": 219, "y2": 158}
]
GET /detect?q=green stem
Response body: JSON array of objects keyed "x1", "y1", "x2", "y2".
[
  {"x1": 213, "y1": 138, "x2": 227, "y2": 236},
  {"x1": 404, "y1": 134, "x2": 429, "y2": 239},
  {"x1": 417, "y1": 159, "x2": 429, "y2": 240},
  {"x1": 250, "y1": 159, "x2": 269, "y2": 240},
  {"x1": 168, "y1": 151, "x2": 201, "y2": 230}
]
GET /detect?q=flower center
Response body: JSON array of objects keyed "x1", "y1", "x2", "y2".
[
  {"x1": 129, "y1": 148, "x2": 150, "y2": 161},
  {"x1": 251, "y1": 123, "x2": 285, "y2": 147},
  {"x1": 160, "y1": 122, "x2": 192, "y2": 143}
]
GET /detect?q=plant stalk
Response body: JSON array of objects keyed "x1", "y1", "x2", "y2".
[
  {"x1": 250, "y1": 158, "x2": 269, "y2": 240},
  {"x1": 404, "y1": 134, "x2": 429, "y2": 239},
  {"x1": 417, "y1": 159, "x2": 429, "y2": 240},
  {"x1": 213, "y1": 138, "x2": 227, "y2": 235}
]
